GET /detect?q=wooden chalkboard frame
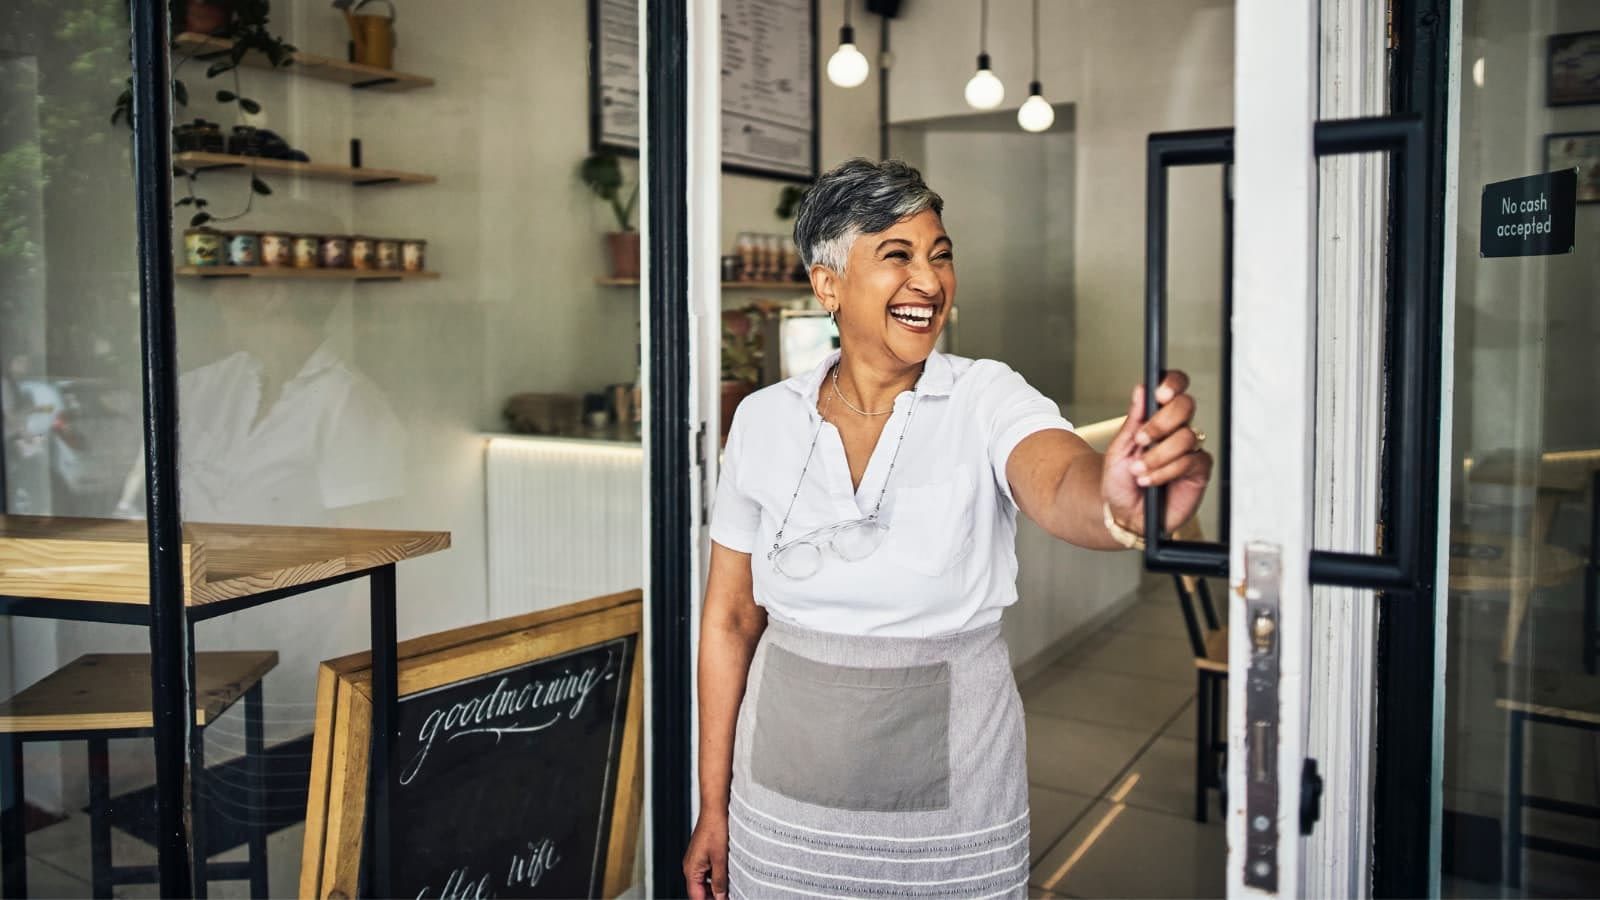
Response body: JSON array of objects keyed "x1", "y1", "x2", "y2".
[{"x1": 299, "y1": 590, "x2": 645, "y2": 899}]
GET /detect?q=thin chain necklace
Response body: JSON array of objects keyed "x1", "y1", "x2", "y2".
[{"x1": 831, "y1": 364, "x2": 896, "y2": 417}]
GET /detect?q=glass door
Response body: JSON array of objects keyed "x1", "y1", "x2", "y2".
[{"x1": 1436, "y1": 1, "x2": 1600, "y2": 895}]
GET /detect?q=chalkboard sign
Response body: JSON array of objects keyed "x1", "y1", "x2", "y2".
[
  {"x1": 394, "y1": 636, "x2": 635, "y2": 897},
  {"x1": 301, "y1": 591, "x2": 644, "y2": 900}
]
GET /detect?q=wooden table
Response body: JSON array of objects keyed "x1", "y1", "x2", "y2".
[{"x1": 0, "y1": 515, "x2": 450, "y2": 898}]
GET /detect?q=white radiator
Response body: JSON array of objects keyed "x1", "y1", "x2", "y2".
[{"x1": 485, "y1": 436, "x2": 645, "y2": 618}]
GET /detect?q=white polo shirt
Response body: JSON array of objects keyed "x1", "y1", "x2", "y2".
[{"x1": 711, "y1": 349, "x2": 1074, "y2": 637}]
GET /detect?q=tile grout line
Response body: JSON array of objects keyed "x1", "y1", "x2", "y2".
[{"x1": 1028, "y1": 694, "x2": 1199, "y2": 886}]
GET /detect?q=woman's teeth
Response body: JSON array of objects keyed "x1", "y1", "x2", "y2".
[{"x1": 890, "y1": 306, "x2": 934, "y2": 327}]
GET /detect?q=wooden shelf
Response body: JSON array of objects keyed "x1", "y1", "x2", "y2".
[
  {"x1": 596, "y1": 277, "x2": 812, "y2": 291},
  {"x1": 178, "y1": 265, "x2": 439, "y2": 281},
  {"x1": 173, "y1": 32, "x2": 434, "y2": 92},
  {"x1": 175, "y1": 151, "x2": 435, "y2": 186}
]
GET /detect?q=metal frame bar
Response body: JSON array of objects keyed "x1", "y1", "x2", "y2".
[
  {"x1": 1144, "y1": 117, "x2": 1428, "y2": 593},
  {"x1": 646, "y1": 0, "x2": 693, "y2": 891},
  {"x1": 128, "y1": 0, "x2": 194, "y2": 893},
  {"x1": 364, "y1": 565, "x2": 397, "y2": 897}
]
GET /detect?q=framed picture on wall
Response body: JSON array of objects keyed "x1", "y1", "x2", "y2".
[
  {"x1": 590, "y1": 0, "x2": 820, "y2": 181},
  {"x1": 1545, "y1": 131, "x2": 1600, "y2": 202},
  {"x1": 1547, "y1": 30, "x2": 1600, "y2": 106}
]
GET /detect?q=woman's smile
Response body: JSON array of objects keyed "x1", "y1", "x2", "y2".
[{"x1": 887, "y1": 302, "x2": 938, "y2": 331}]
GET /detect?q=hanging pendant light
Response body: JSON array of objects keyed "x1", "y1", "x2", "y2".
[
  {"x1": 826, "y1": 0, "x2": 870, "y2": 88},
  {"x1": 964, "y1": 0, "x2": 1004, "y2": 110},
  {"x1": 1017, "y1": 0, "x2": 1054, "y2": 131}
]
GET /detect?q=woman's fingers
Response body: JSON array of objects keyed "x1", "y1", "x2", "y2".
[
  {"x1": 711, "y1": 849, "x2": 729, "y2": 900},
  {"x1": 1154, "y1": 369, "x2": 1190, "y2": 404},
  {"x1": 1146, "y1": 447, "x2": 1213, "y2": 491},
  {"x1": 1135, "y1": 392, "x2": 1195, "y2": 447},
  {"x1": 1133, "y1": 427, "x2": 1198, "y2": 483}
]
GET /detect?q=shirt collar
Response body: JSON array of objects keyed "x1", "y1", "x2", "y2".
[{"x1": 784, "y1": 348, "x2": 956, "y2": 409}]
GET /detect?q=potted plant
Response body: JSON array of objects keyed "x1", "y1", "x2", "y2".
[
  {"x1": 721, "y1": 306, "x2": 767, "y2": 445},
  {"x1": 579, "y1": 151, "x2": 640, "y2": 279},
  {"x1": 112, "y1": 0, "x2": 296, "y2": 227}
]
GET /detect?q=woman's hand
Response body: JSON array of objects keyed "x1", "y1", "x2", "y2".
[
  {"x1": 683, "y1": 813, "x2": 730, "y2": 900},
  {"x1": 1101, "y1": 370, "x2": 1213, "y2": 536}
]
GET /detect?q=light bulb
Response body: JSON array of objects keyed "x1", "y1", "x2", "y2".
[
  {"x1": 828, "y1": 42, "x2": 870, "y2": 88},
  {"x1": 964, "y1": 53, "x2": 1005, "y2": 110},
  {"x1": 827, "y1": 24, "x2": 870, "y2": 88},
  {"x1": 1018, "y1": 83, "x2": 1054, "y2": 132}
]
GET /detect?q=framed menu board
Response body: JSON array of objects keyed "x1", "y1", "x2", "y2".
[
  {"x1": 300, "y1": 591, "x2": 643, "y2": 899},
  {"x1": 590, "y1": 0, "x2": 819, "y2": 182}
]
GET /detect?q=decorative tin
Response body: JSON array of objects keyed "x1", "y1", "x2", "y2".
[
  {"x1": 350, "y1": 236, "x2": 377, "y2": 270},
  {"x1": 183, "y1": 229, "x2": 223, "y2": 267},
  {"x1": 319, "y1": 235, "x2": 351, "y2": 268},
  {"x1": 375, "y1": 238, "x2": 400, "y2": 271},
  {"x1": 225, "y1": 232, "x2": 260, "y2": 266},
  {"x1": 260, "y1": 232, "x2": 292, "y2": 267},
  {"x1": 292, "y1": 234, "x2": 321, "y2": 268},
  {"x1": 401, "y1": 239, "x2": 427, "y2": 273}
]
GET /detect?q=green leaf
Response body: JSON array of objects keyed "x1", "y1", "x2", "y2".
[
  {"x1": 173, "y1": 80, "x2": 188, "y2": 105},
  {"x1": 216, "y1": 90, "x2": 236, "y2": 102},
  {"x1": 238, "y1": 97, "x2": 261, "y2": 114},
  {"x1": 207, "y1": 60, "x2": 234, "y2": 78},
  {"x1": 250, "y1": 177, "x2": 272, "y2": 196},
  {"x1": 190, "y1": 211, "x2": 212, "y2": 227},
  {"x1": 194, "y1": 199, "x2": 209, "y2": 208},
  {"x1": 175, "y1": 196, "x2": 194, "y2": 207}
]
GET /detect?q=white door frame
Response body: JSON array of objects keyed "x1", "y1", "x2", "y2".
[{"x1": 1228, "y1": 0, "x2": 1321, "y2": 895}]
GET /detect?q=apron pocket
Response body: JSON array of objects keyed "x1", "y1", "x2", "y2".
[{"x1": 751, "y1": 645, "x2": 950, "y2": 812}]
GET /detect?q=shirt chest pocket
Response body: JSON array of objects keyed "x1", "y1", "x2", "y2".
[{"x1": 882, "y1": 463, "x2": 978, "y2": 576}]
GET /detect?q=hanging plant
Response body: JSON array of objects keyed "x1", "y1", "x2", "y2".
[{"x1": 111, "y1": 0, "x2": 295, "y2": 227}]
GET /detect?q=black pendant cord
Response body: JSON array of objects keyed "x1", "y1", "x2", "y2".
[
  {"x1": 1031, "y1": 0, "x2": 1041, "y2": 83},
  {"x1": 979, "y1": 0, "x2": 989, "y2": 55},
  {"x1": 646, "y1": 0, "x2": 693, "y2": 894},
  {"x1": 130, "y1": 0, "x2": 196, "y2": 896}
]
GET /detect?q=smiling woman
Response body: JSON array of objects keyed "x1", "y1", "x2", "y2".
[{"x1": 683, "y1": 158, "x2": 1215, "y2": 900}]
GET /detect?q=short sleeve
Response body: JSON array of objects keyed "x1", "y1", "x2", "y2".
[
  {"x1": 978, "y1": 364, "x2": 1075, "y2": 506},
  {"x1": 709, "y1": 410, "x2": 763, "y2": 553}
]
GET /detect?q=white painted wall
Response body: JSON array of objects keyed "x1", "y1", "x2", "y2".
[{"x1": 886, "y1": 0, "x2": 1234, "y2": 667}]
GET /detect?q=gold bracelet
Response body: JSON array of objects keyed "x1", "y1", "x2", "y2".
[{"x1": 1103, "y1": 502, "x2": 1146, "y2": 550}]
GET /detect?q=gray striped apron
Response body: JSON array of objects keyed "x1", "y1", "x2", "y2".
[{"x1": 728, "y1": 617, "x2": 1030, "y2": 899}]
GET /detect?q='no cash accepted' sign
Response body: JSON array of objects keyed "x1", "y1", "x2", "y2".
[{"x1": 1480, "y1": 169, "x2": 1577, "y2": 258}]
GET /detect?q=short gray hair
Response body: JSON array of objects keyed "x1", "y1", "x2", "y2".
[{"x1": 793, "y1": 158, "x2": 944, "y2": 272}]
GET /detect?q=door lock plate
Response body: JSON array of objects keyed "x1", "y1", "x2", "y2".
[{"x1": 1243, "y1": 543, "x2": 1282, "y2": 892}]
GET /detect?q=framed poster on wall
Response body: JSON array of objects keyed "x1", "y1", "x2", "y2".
[{"x1": 591, "y1": 0, "x2": 818, "y2": 181}]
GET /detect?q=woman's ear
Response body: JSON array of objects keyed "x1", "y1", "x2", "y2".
[{"x1": 809, "y1": 264, "x2": 839, "y2": 313}]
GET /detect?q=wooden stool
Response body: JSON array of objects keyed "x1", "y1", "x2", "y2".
[
  {"x1": 1496, "y1": 668, "x2": 1600, "y2": 888},
  {"x1": 0, "y1": 651, "x2": 277, "y2": 899}
]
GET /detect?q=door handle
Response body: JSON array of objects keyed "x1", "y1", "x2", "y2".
[{"x1": 1143, "y1": 115, "x2": 1426, "y2": 591}]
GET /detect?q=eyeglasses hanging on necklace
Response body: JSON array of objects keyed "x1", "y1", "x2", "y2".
[
  {"x1": 1017, "y1": 0, "x2": 1055, "y2": 131},
  {"x1": 827, "y1": 0, "x2": 870, "y2": 88}
]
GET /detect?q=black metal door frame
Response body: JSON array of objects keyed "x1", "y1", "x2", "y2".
[
  {"x1": 1374, "y1": 1, "x2": 1451, "y2": 897},
  {"x1": 645, "y1": 0, "x2": 695, "y2": 897}
]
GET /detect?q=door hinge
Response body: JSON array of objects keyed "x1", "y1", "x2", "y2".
[{"x1": 1386, "y1": 0, "x2": 1398, "y2": 51}]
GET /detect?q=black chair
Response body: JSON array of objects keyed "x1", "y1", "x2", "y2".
[{"x1": 1172, "y1": 559, "x2": 1226, "y2": 823}]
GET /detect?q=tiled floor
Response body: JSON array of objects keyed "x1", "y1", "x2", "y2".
[{"x1": 1022, "y1": 587, "x2": 1227, "y2": 899}]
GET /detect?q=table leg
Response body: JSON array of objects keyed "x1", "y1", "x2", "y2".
[
  {"x1": 1585, "y1": 472, "x2": 1598, "y2": 675},
  {"x1": 365, "y1": 564, "x2": 398, "y2": 899},
  {"x1": 191, "y1": 726, "x2": 208, "y2": 900},
  {"x1": 1505, "y1": 710, "x2": 1526, "y2": 888},
  {"x1": 1194, "y1": 670, "x2": 1209, "y2": 823},
  {"x1": 88, "y1": 738, "x2": 111, "y2": 899},
  {"x1": 1, "y1": 734, "x2": 25, "y2": 899},
  {"x1": 245, "y1": 684, "x2": 268, "y2": 900}
]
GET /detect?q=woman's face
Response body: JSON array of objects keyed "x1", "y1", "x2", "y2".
[{"x1": 824, "y1": 208, "x2": 955, "y2": 368}]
